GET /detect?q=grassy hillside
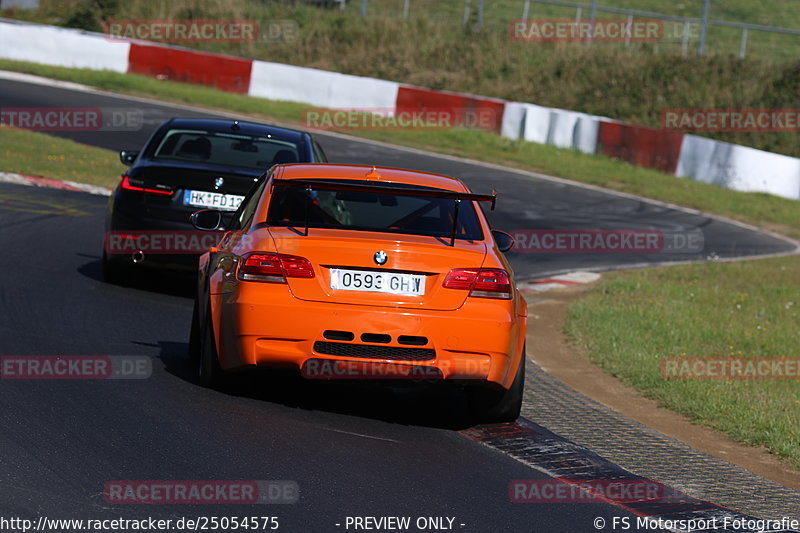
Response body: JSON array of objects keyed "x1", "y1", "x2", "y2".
[{"x1": 4, "y1": 0, "x2": 800, "y2": 158}]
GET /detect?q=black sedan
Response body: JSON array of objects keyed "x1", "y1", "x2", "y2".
[{"x1": 103, "y1": 118, "x2": 328, "y2": 281}]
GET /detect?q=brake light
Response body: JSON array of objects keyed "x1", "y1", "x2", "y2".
[
  {"x1": 442, "y1": 269, "x2": 477, "y2": 290},
  {"x1": 120, "y1": 175, "x2": 173, "y2": 196},
  {"x1": 237, "y1": 253, "x2": 315, "y2": 283},
  {"x1": 443, "y1": 268, "x2": 512, "y2": 299},
  {"x1": 278, "y1": 255, "x2": 315, "y2": 278}
]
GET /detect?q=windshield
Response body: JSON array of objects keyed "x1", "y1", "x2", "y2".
[
  {"x1": 151, "y1": 128, "x2": 301, "y2": 170},
  {"x1": 267, "y1": 180, "x2": 484, "y2": 241}
]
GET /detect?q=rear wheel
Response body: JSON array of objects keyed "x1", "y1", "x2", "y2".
[
  {"x1": 188, "y1": 298, "x2": 201, "y2": 365},
  {"x1": 469, "y1": 344, "x2": 526, "y2": 423},
  {"x1": 196, "y1": 308, "x2": 227, "y2": 390},
  {"x1": 101, "y1": 252, "x2": 127, "y2": 285}
]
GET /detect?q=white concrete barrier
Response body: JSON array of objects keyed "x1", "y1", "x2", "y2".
[
  {"x1": 248, "y1": 60, "x2": 399, "y2": 110},
  {"x1": 677, "y1": 134, "x2": 800, "y2": 200},
  {"x1": 500, "y1": 102, "x2": 527, "y2": 140},
  {"x1": 521, "y1": 104, "x2": 552, "y2": 145},
  {"x1": 0, "y1": 20, "x2": 130, "y2": 72},
  {"x1": 546, "y1": 109, "x2": 600, "y2": 154},
  {"x1": 511, "y1": 103, "x2": 602, "y2": 154}
]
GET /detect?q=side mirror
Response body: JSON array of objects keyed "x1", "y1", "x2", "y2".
[
  {"x1": 119, "y1": 150, "x2": 139, "y2": 166},
  {"x1": 191, "y1": 209, "x2": 224, "y2": 231},
  {"x1": 492, "y1": 230, "x2": 515, "y2": 253}
]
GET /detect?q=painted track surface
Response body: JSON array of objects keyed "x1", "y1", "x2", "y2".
[{"x1": 0, "y1": 76, "x2": 796, "y2": 532}]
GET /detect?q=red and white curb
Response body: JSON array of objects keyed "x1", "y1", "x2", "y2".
[
  {"x1": 0, "y1": 171, "x2": 111, "y2": 196},
  {"x1": 519, "y1": 271, "x2": 601, "y2": 294}
]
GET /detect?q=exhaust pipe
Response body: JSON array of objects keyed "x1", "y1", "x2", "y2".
[{"x1": 132, "y1": 250, "x2": 145, "y2": 264}]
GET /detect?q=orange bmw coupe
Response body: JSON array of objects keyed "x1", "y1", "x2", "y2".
[{"x1": 189, "y1": 164, "x2": 528, "y2": 421}]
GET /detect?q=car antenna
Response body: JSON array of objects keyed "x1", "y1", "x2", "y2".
[
  {"x1": 231, "y1": 120, "x2": 240, "y2": 131},
  {"x1": 304, "y1": 185, "x2": 311, "y2": 236},
  {"x1": 449, "y1": 198, "x2": 461, "y2": 247}
]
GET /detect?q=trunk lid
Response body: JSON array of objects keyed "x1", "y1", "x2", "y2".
[
  {"x1": 131, "y1": 161, "x2": 260, "y2": 222},
  {"x1": 268, "y1": 227, "x2": 487, "y2": 311}
]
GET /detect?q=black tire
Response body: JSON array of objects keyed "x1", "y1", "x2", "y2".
[
  {"x1": 196, "y1": 309, "x2": 227, "y2": 390},
  {"x1": 101, "y1": 252, "x2": 127, "y2": 285},
  {"x1": 470, "y1": 344, "x2": 526, "y2": 423},
  {"x1": 188, "y1": 298, "x2": 201, "y2": 365}
]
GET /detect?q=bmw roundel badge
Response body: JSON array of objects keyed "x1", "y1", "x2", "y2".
[{"x1": 373, "y1": 250, "x2": 388, "y2": 265}]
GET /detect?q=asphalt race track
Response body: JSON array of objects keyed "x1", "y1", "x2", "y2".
[
  {"x1": 0, "y1": 183, "x2": 670, "y2": 531},
  {"x1": 0, "y1": 75, "x2": 795, "y2": 532}
]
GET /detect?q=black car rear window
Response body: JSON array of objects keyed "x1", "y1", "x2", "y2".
[
  {"x1": 152, "y1": 128, "x2": 301, "y2": 170},
  {"x1": 266, "y1": 180, "x2": 484, "y2": 241}
]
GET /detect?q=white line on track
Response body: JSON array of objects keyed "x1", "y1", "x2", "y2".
[{"x1": 320, "y1": 427, "x2": 400, "y2": 443}]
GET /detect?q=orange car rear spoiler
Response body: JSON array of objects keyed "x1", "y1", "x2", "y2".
[{"x1": 272, "y1": 178, "x2": 497, "y2": 246}]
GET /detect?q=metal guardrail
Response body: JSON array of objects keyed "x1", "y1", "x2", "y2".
[
  {"x1": 521, "y1": 0, "x2": 800, "y2": 58},
  {"x1": 349, "y1": 0, "x2": 800, "y2": 60}
]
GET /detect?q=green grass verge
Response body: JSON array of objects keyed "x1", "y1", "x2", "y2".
[
  {"x1": 566, "y1": 256, "x2": 800, "y2": 468},
  {"x1": 1, "y1": 58, "x2": 799, "y2": 241},
  {"x1": 0, "y1": 126, "x2": 120, "y2": 187}
]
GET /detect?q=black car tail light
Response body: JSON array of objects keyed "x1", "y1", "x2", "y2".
[{"x1": 120, "y1": 175, "x2": 173, "y2": 196}]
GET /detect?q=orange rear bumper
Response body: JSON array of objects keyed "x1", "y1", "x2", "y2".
[{"x1": 215, "y1": 283, "x2": 526, "y2": 389}]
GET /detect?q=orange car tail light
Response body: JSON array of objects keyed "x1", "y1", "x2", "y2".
[
  {"x1": 120, "y1": 175, "x2": 173, "y2": 196},
  {"x1": 441, "y1": 269, "x2": 477, "y2": 290},
  {"x1": 443, "y1": 268, "x2": 511, "y2": 299},
  {"x1": 279, "y1": 254, "x2": 315, "y2": 278},
  {"x1": 238, "y1": 253, "x2": 315, "y2": 283}
]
